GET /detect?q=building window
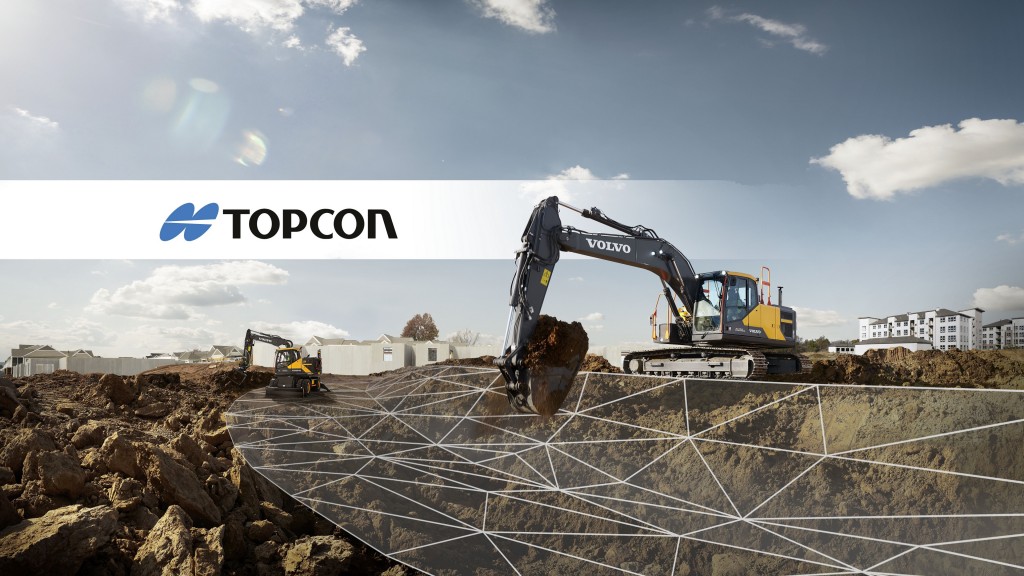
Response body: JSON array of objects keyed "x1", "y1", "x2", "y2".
[
  {"x1": 383, "y1": 346, "x2": 393, "y2": 362},
  {"x1": 428, "y1": 348, "x2": 437, "y2": 362},
  {"x1": 949, "y1": 326, "x2": 956, "y2": 332},
  {"x1": 940, "y1": 336, "x2": 946, "y2": 342},
  {"x1": 940, "y1": 327, "x2": 946, "y2": 333}
]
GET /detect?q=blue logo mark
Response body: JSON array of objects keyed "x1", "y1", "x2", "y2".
[{"x1": 160, "y1": 202, "x2": 220, "y2": 241}]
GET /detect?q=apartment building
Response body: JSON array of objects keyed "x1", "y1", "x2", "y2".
[
  {"x1": 981, "y1": 317, "x2": 1024, "y2": 350},
  {"x1": 858, "y1": 308, "x2": 984, "y2": 351}
]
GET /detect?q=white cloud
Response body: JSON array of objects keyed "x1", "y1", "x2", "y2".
[
  {"x1": 113, "y1": 0, "x2": 183, "y2": 22},
  {"x1": 996, "y1": 231, "x2": 1024, "y2": 245},
  {"x1": 12, "y1": 107, "x2": 59, "y2": 131},
  {"x1": 708, "y1": 6, "x2": 827, "y2": 55},
  {"x1": 470, "y1": 0, "x2": 556, "y2": 33},
  {"x1": 306, "y1": 0, "x2": 358, "y2": 13},
  {"x1": 812, "y1": 118, "x2": 1024, "y2": 200},
  {"x1": 973, "y1": 285, "x2": 1024, "y2": 311},
  {"x1": 578, "y1": 312, "x2": 604, "y2": 323},
  {"x1": 521, "y1": 164, "x2": 620, "y2": 203},
  {"x1": 124, "y1": 324, "x2": 227, "y2": 352},
  {"x1": 190, "y1": 0, "x2": 304, "y2": 32},
  {"x1": 791, "y1": 307, "x2": 846, "y2": 328},
  {"x1": 47, "y1": 302, "x2": 59, "y2": 309},
  {"x1": 325, "y1": 27, "x2": 365, "y2": 66},
  {"x1": 0, "y1": 318, "x2": 116, "y2": 352},
  {"x1": 113, "y1": 0, "x2": 365, "y2": 62},
  {"x1": 87, "y1": 260, "x2": 289, "y2": 320},
  {"x1": 250, "y1": 320, "x2": 349, "y2": 343}
]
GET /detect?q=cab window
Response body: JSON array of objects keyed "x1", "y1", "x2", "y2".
[
  {"x1": 693, "y1": 278, "x2": 723, "y2": 332},
  {"x1": 725, "y1": 276, "x2": 757, "y2": 322}
]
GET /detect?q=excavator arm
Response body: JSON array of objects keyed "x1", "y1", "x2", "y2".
[
  {"x1": 498, "y1": 196, "x2": 702, "y2": 414},
  {"x1": 238, "y1": 329, "x2": 294, "y2": 372}
]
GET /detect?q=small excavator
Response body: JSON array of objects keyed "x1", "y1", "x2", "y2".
[
  {"x1": 497, "y1": 196, "x2": 808, "y2": 415},
  {"x1": 238, "y1": 329, "x2": 325, "y2": 397}
]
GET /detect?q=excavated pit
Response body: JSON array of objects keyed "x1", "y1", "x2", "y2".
[{"x1": 227, "y1": 359, "x2": 1024, "y2": 575}]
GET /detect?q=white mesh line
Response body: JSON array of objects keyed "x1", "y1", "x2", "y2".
[
  {"x1": 576, "y1": 377, "x2": 683, "y2": 415},
  {"x1": 816, "y1": 385, "x2": 829, "y2": 456},
  {"x1": 678, "y1": 530, "x2": 850, "y2": 571},
  {"x1": 690, "y1": 385, "x2": 817, "y2": 439},
  {"x1": 688, "y1": 437, "x2": 742, "y2": 518},
  {"x1": 742, "y1": 455, "x2": 825, "y2": 519},
  {"x1": 750, "y1": 519, "x2": 861, "y2": 573},
  {"x1": 829, "y1": 417, "x2": 1024, "y2": 458},
  {"x1": 914, "y1": 545, "x2": 1024, "y2": 571},
  {"x1": 484, "y1": 532, "x2": 525, "y2": 576},
  {"x1": 486, "y1": 533, "x2": 655, "y2": 576},
  {"x1": 562, "y1": 485, "x2": 735, "y2": 521},
  {"x1": 826, "y1": 453, "x2": 1024, "y2": 486},
  {"x1": 927, "y1": 530, "x2": 1024, "y2": 548},
  {"x1": 567, "y1": 411, "x2": 690, "y2": 439},
  {"x1": 230, "y1": 368, "x2": 1024, "y2": 575}
]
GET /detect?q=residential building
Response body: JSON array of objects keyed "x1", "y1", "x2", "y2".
[
  {"x1": 981, "y1": 317, "x2": 1024, "y2": 350},
  {"x1": 858, "y1": 307, "x2": 984, "y2": 352},
  {"x1": 853, "y1": 337, "x2": 933, "y2": 355},
  {"x1": 209, "y1": 345, "x2": 243, "y2": 362},
  {"x1": 7, "y1": 344, "x2": 65, "y2": 377},
  {"x1": 827, "y1": 344, "x2": 855, "y2": 354}
]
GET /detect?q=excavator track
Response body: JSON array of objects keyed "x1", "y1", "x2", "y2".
[{"x1": 622, "y1": 347, "x2": 772, "y2": 380}]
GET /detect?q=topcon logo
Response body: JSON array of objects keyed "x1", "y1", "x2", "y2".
[
  {"x1": 160, "y1": 202, "x2": 397, "y2": 241},
  {"x1": 160, "y1": 202, "x2": 219, "y2": 241}
]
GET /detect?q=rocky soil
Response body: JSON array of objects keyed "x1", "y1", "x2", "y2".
[
  {"x1": 2, "y1": 347, "x2": 1021, "y2": 575},
  {"x1": 0, "y1": 364, "x2": 405, "y2": 576}
]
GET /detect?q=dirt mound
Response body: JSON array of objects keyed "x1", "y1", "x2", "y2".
[
  {"x1": 773, "y1": 348, "x2": 1024, "y2": 389},
  {"x1": 436, "y1": 355, "x2": 496, "y2": 367},
  {"x1": 0, "y1": 365, "x2": 398, "y2": 576},
  {"x1": 580, "y1": 353, "x2": 623, "y2": 373}
]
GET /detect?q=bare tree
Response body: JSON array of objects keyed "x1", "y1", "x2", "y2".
[
  {"x1": 448, "y1": 329, "x2": 480, "y2": 346},
  {"x1": 401, "y1": 313, "x2": 439, "y2": 341}
]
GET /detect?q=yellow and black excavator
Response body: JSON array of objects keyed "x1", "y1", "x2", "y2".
[
  {"x1": 238, "y1": 329, "x2": 325, "y2": 397},
  {"x1": 497, "y1": 196, "x2": 808, "y2": 415}
]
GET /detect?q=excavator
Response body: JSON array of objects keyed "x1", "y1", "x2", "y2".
[
  {"x1": 497, "y1": 196, "x2": 808, "y2": 415},
  {"x1": 238, "y1": 329, "x2": 325, "y2": 397}
]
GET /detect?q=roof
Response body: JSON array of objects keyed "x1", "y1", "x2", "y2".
[
  {"x1": 933, "y1": 308, "x2": 967, "y2": 318},
  {"x1": 857, "y1": 336, "x2": 933, "y2": 345},
  {"x1": 891, "y1": 314, "x2": 909, "y2": 322},
  {"x1": 11, "y1": 345, "x2": 66, "y2": 359},
  {"x1": 210, "y1": 345, "x2": 242, "y2": 356},
  {"x1": 869, "y1": 320, "x2": 887, "y2": 326},
  {"x1": 379, "y1": 334, "x2": 415, "y2": 344},
  {"x1": 307, "y1": 337, "x2": 353, "y2": 346},
  {"x1": 983, "y1": 319, "x2": 1013, "y2": 328}
]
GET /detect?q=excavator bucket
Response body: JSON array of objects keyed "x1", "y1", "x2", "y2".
[
  {"x1": 499, "y1": 312, "x2": 590, "y2": 416},
  {"x1": 515, "y1": 355, "x2": 585, "y2": 416}
]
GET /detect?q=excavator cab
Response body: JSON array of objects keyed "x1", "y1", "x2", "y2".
[
  {"x1": 269, "y1": 347, "x2": 322, "y2": 397},
  {"x1": 693, "y1": 272, "x2": 759, "y2": 335}
]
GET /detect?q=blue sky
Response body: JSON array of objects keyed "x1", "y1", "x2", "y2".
[{"x1": 2, "y1": 1, "x2": 1023, "y2": 356}]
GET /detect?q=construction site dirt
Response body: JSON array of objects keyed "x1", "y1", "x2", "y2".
[{"x1": 1, "y1": 348, "x2": 1023, "y2": 575}]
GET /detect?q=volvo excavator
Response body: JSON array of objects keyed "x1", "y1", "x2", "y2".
[
  {"x1": 238, "y1": 329, "x2": 325, "y2": 397},
  {"x1": 497, "y1": 196, "x2": 808, "y2": 415}
]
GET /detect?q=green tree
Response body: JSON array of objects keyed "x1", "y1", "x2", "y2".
[{"x1": 401, "y1": 313, "x2": 439, "y2": 341}]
